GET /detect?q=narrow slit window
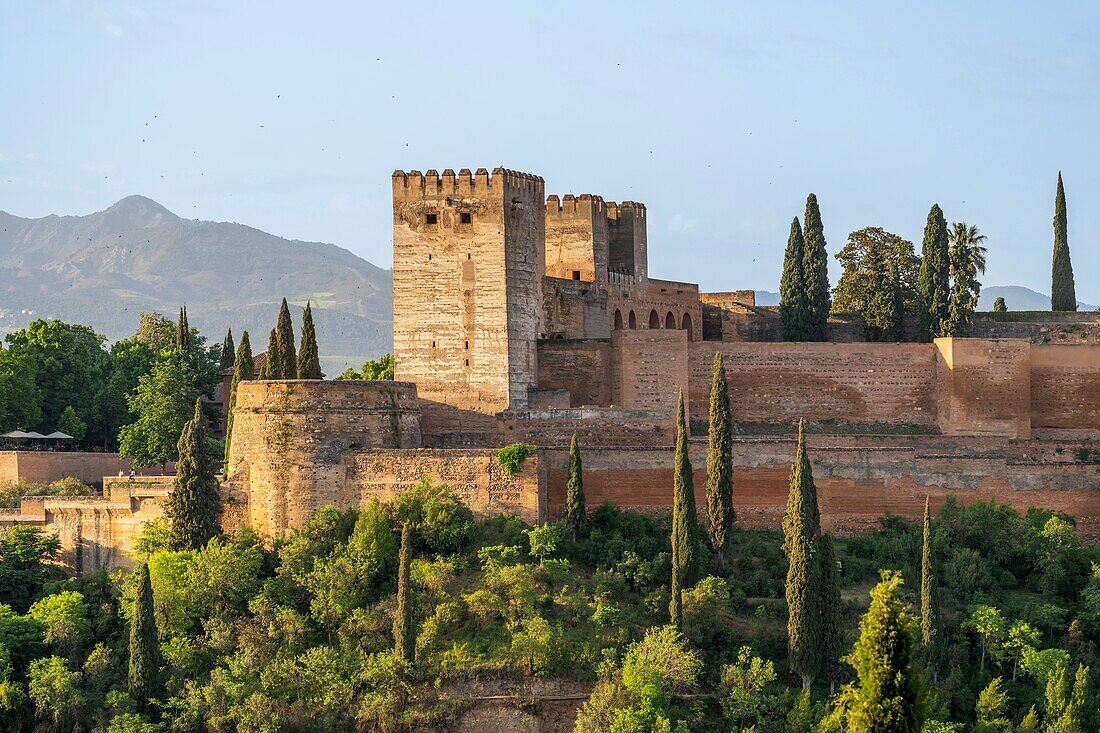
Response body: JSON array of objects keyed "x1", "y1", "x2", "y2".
[
  {"x1": 460, "y1": 212, "x2": 472, "y2": 224},
  {"x1": 424, "y1": 213, "x2": 438, "y2": 225},
  {"x1": 572, "y1": 270, "x2": 581, "y2": 280}
]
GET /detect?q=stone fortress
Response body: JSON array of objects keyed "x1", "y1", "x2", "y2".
[{"x1": 5, "y1": 165, "x2": 1100, "y2": 571}]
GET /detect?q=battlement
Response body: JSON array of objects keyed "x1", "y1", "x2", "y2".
[
  {"x1": 606, "y1": 201, "x2": 647, "y2": 220},
  {"x1": 392, "y1": 167, "x2": 544, "y2": 200},
  {"x1": 545, "y1": 193, "x2": 608, "y2": 217}
]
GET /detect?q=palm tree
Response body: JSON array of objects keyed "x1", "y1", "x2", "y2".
[{"x1": 944, "y1": 223, "x2": 987, "y2": 334}]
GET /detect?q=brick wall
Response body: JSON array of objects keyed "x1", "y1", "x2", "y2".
[
  {"x1": 688, "y1": 342, "x2": 937, "y2": 427},
  {"x1": 935, "y1": 338, "x2": 1031, "y2": 438},
  {"x1": 542, "y1": 278, "x2": 611, "y2": 340},
  {"x1": 536, "y1": 339, "x2": 614, "y2": 407},
  {"x1": 1031, "y1": 344, "x2": 1100, "y2": 430},
  {"x1": 0, "y1": 452, "x2": 169, "y2": 487},
  {"x1": 614, "y1": 329, "x2": 690, "y2": 418}
]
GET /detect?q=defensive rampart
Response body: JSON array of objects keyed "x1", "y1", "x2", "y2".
[{"x1": 0, "y1": 452, "x2": 168, "y2": 487}]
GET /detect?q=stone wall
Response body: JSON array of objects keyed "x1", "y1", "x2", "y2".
[
  {"x1": 966, "y1": 311, "x2": 1100, "y2": 343},
  {"x1": 542, "y1": 278, "x2": 610, "y2": 340},
  {"x1": 544, "y1": 194, "x2": 608, "y2": 283},
  {"x1": 536, "y1": 339, "x2": 614, "y2": 407},
  {"x1": 542, "y1": 434, "x2": 1100, "y2": 536},
  {"x1": 689, "y1": 341, "x2": 938, "y2": 427},
  {"x1": 0, "y1": 452, "x2": 168, "y2": 487},
  {"x1": 614, "y1": 329, "x2": 690, "y2": 418},
  {"x1": 935, "y1": 338, "x2": 1032, "y2": 438},
  {"x1": 1031, "y1": 344, "x2": 1100, "y2": 431}
]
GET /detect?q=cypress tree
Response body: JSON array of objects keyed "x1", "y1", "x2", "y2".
[
  {"x1": 780, "y1": 217, "x2": 807, "y2": 341},
  {"x1": 166, "y1": 399, "x2": 220, "y2": 550},
  {"x1": 705, "y1": 352, "x2": 734, "y2": 561},
  {"x1": 819, "y1": 532, "x2": 843, "y2": 695},
  {"x1": 784, "y1": 418, "x2": 822, "y2": 690},
  {"x1": 1051, "y1": 172, "x2": 1077, "y2": 311},
  {"x1": 260, "y1": 328, "x2": 279, "y2": 379},
  {"x1": 671, "y1": 390, "x2": 701, "y2": 586},
  {"x1": 920, "y1": 497, "x2": 939, "y2": 681},
  {"x1": 128, "y1": 562, "x2": 161, "y2": 711},
  {"x1": 176, "y1": 307, "x2": 190, "y2": 351},
  {"x1": 276, "y1": 298, "x2": 297, "y2": 379},
  {"x1": 802, "y1": 194, "x2": 831, "y2": 341},
  {"x1": 670, "y1": 529, "x2": 683, "y2": 629},
  {"x1": 992, "y1": 297, "x2": 1007, "y2": 313},
  {"x1": 394, "y1": 521, "x2": 414, "y2": 663},
  {"x1": 219, "y1": 329, "x2": 235, "y2": 372},
  {"x1": 564, "y1": 434, "x2": 585, "y2": 539},
  {"x1": 224, "y1": 331, "x2": 254, "y2": 471},
  {"x1": 297, "y1": 301, "x2": 323, "y2": 379},
  {"x1": 917, "y1": 204, "x2": 951, "y2": 341},
  {"x1": 835, "y1": 572, "x2": 926, "y2": 732}
]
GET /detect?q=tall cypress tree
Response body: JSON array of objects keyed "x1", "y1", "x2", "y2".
[
  {"x1": 224, "y1": 331, "x2": 254, "y2": 471},
  {"x1": 802, "y1": 194, "x2": 831, "y2": 341},
  {"x1": 128, "y1": 562, "x2": 161, "y2": 712},
  {"x1": 671, "y1": 390, "x2": 701, "y2": 587},
  {"x1": 780, "y1": 217, "x2": 807, "y2": 341},
  {"x1": 917, "y1": 204, "x2": 951, "y2": 340},
  {"x1": 166, "y1": 399, "x2": 220, "y2": 550},
  {"x1": 564, "y1": 434, "x2": 585, "y2": 539},
  {"x1": 670, "y1": 529, "x2": 683, "y2": 629},
  {"x1": 276, "y1": 298, "x2": 297, "y2": 379},
  {"x1": 705, "y1": 352, "x2": 734, "y2": 561},
  {"x1": 784, "y1": 418, "x2": 822, "y2": 690},
  {"x1": 1051, "y1": 172, "x2": 1077, "y2": 311},
  {"x1": 819, "y1": 532, "x2": 843, "y2": 695},
  {"x1": 176, "y1": 307, "x2": 190, "y2": 351},
  {"x1": 297, "y1": 301, "x2": 323, "y2": 379},
  {"x1": 394, "y1": 521, "x2": 414, "y2": 663},
  {"x1": 920, "y1": 497, "x2": 939, "y2": 681},
  {"x1": 219, "y1": 329, "x2": 235, "y2": 372},
  {"x1": 260, "y1": 328, "x2": 279, "y2": 379}
]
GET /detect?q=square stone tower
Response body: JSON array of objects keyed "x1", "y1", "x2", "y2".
[{"x1": 392, "y1": 167, "x2": 546, "y2": 414}]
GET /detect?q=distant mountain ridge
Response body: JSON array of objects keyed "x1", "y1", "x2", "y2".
[{"x1": 0, "y1": 196, "x2": 392, "y2": 374}]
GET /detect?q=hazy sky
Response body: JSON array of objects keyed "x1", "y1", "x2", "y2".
[{"x1": 3, "y1": 2, "x2": 1098, "y2": 301}]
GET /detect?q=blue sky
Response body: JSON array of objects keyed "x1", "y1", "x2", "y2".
[{"x1": 2, "y1": 1, "x2": 1098, "y2": 301}]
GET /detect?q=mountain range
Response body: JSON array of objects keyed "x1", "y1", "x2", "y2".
[{"x1": 0, "y1": 196, "x2": 392, "y2": 375}]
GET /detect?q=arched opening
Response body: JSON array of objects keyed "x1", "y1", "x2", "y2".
[
  {"x1": 665, "y1": 311, "x2": 676, "y2": 329},
  {"x1": 649, "y1": 309, "x2": 660, "y2": 329},
  {"x1": 628, "y1": 310, "x2": 637, "y2": 329},
  {"x1": 682, "y1": 313, "x2": 693, "y2": 341},
  {"x1": 614, "y1": 309, "x2": 623, "y2": 330}
]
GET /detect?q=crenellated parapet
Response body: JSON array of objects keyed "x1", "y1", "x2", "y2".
[{"x1": 392, "y1": 167, "x2": 544, "y2": 201}]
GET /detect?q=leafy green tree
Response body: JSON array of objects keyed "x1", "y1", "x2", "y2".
[
  {"x1": 128, "y1": 563, "x2": 160, "y2": 712},
  {"x1": 1051, "y1": 172, "x2": 1077, "y2": 311},
  {"x1": 337, "y1": 353, "x2": 396, "y2": 380},
  {"x1": 1044, "y1": 662, "x2": 1093, "y2": 733},
  {"x1": 720, "y1": 645, "x2": 777, "y2": 731},
  {"x1": 224, "y1": 330, "x2": 253, "y2": 470},
  {"x1": 27, "y1": 591, "x2": 90, "y2": 657},
  {"x1": 832, "y1": 227, "x2": 919, "y2": 341},
  {"x1": 705, "y1": 352, "x2": 734, "y2": 561},
  {"x1": 784, "y1": 419, "x2": 822, "y2": 690},
  {"x1": 276, "y1": 298, "x2": 297, "y2": 380},
  {"x1": 819, "y1": 533, "x2": 843, "y2": 694},
  {"x1": 944, "y1": 222, "x2": 987, "y2": 335},
  {"x1": 525, "y1": 523, "x2": 561, "y2": 566},
  {"x1": 260, "y1": 328, "x2": 279, "y2": 379},
  {"x1": 780, "y1": 217, "x2": 808, "y2": 341},
  {"x1": 56, "y1": 405, "x2": 86, "y2": 442},
  {"x1": 1004, "y1": 620, "x2": 1040, "y2": 680},
  {"x1": 133, "y1": 312, "x2": 177, "y2": 353},
  {"x1": 118, "y1": 352, "x2": 198, "y2": 468},
  {"x1": 968, "y1": 605, "x2": 1007, "y2": 673},
  {"x1": 28, "y1": 655, "x2": 84, "y2": 730},
  {"x1": 96, "y1": 339, "x2": 157, "y2": 449},
  {"x1": 0, "y1": 526, "x2": 62, "y2": 612},
  {"x1": 4, "y1": 319, "x2": 110, "y2": 439},
  {"x1": 297, "y1": 302, "x2": 323, "y2": 379},
  {"x1": 671, "y1": 390, "x2": 701, "y2": 588},
  {"x1": 824, "y1": 572, "x2": 926, "y2": 733},
  {"x1": 917, "y1": 204, "x2": 952, "y2": 340},
  {"x1": 393, "y1": 522, "x2": 414, "y2": 664},
  {"x1": 920, "y1": 497, "x2": 940, "y2": 679},
  {"x1": 165, "y1": 400, "x2": 220, "y2": 550},
  {"x1": 993, "y1": 297, "x2": 1007, "y2": 312},
  {"x1": 1019, "y1": 706, "x2": 1041, "y2": 733},
  {"x1": 391, "y1": 479, "x2": 473, "y2": 553},
  {"x1": 218, "y1": 328, "x2": 235, "y2": 372},
  {"x1": 802, "y1": 194, "x2": 831, "y2": 341},
  {"x1": 975, "y1": 677, "x2": 1011, "y2": 733},
  {"x1": 564, "y1": 434, "x2": 585, "y2": 539},
  {"x1": 0, "y1": 345, "x2": 41, "y2": 433}
]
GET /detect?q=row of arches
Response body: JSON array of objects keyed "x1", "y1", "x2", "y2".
[{"x1": 613, "y1": 308, "x2": 694, "y2": 341}]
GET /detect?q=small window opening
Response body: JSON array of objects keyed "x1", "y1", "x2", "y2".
[
  {"x1": 424, "y1": 213, "x2": 437, "y2": 225},
  {"x1": 464, "y1": 340, "x2": 469, "y2": 349},
  {"x1": 572, "y1": 270, "x2": 581, "y2": 280},
  {"x1": 428, "y1": 253, "x2": 432, "y2": 260},
  {"x1": 431, "y1": 341, "x2": 436, "y2": 348},
  {"x1": 467, "y1": 253, "x2": 471, "y2": 259},
  {"x1": 464, "y1": 359, "x2": 470, "y2": 367},
  {"x1": 460, "y1": 212, "x2": 472, "y2": 224}
]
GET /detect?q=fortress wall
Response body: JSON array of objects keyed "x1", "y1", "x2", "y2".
[
  {"x1": 543, "y1": 435, "x2": 1100, "y2": 536},
  {"x1": 542, "y1": 277, "x2": 610, "y2": 340},
  {"x1": 689, "y1": 342, "x2": 938, "y2": 427},
  {"x1": 935, "y1": 338, "x2": 1031, "y2": 438},
  {"x1": 0, "y1": 452, "x2": 167, "y2": 487},
  {"x1": 967, "y1": 312, "x2": 1100, "y2": 343},
  {"x1": 544, "y1": 194, "x2": 608, "y2": 282},
  {"x1": 536, "y1": 339, "x2": 614, "y2": 407},
  {"x1": 1031, "y1": 344, "x2": 1100, "y2": 430},
  {"x1": 610, "y1": 279, "x2": 702, "y2": 342},
  {"x1": 613, "y1": 329, "x2": 690, "y2": 418},
  {"x1": 503, "y1": 407, "x2": 674, "y2": 449}
]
